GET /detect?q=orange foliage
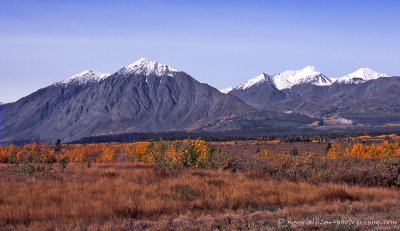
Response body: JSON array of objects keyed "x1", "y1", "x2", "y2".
[
  {"x1": 0, "y1": 139, "x2": 215, "y2": 169},
  {"x1": 356, "y1": 135, "x2": 372, "y2": 139},
  {"x1": 327, "y1": 141, "x2": 400, "y2": 158}
]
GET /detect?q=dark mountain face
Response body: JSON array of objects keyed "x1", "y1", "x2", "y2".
[
  {"x1": 0, "y1": 71, "x2": 259, "y2": 143},
  {"x1": 229, "y1": 82, "x2": 286, "y2": 110}
]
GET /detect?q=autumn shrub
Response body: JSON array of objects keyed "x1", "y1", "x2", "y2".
[
  {"x1": 141, "y1": 139, "x2": 219, "y2": 169},
  {"x1": 263, "y1": 150, "x2": 400, "y2": 187},
  {"x1": 10, "y1": 143, "x2": 56, "y2": 175},
  {"x1": 0, "y1": 139, "x2": 226, "y2": 170},
  {"x1": 327, "y1": 141, "x2": 400, "y2": 158},
  {"x1": 262, "y1": 149, "x2": 270, "y2": 158},
  {"x1": 290, "y1": 146, "x2": 299, "y2": 156}
]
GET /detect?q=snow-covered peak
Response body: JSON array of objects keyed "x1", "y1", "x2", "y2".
[
  {"x1": 118, "y1": 58, "x2": 179, "y2": 76},
  {"x1": 58, "y1": 70, "x2": 111, "y2": 85},
  {"x1": 272, "y1": 66, "x2": 331, "y2": 90},
  {"x1": 231, "y1": 66, "x2": 332, "y2": 91},
  {"x1": 220, "y1": 87, "x2": 233, "y2": 94},
  {"x1": 237, "y1": 73, "x2": 272, "y2": 90},
  {"x1": 335, "y1": 68, "x2": 388, "y2": 84}
]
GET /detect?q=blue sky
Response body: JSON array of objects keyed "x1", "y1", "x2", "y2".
[{"x1": 0, "y1": 0, "x2": 399, "y2": 102}]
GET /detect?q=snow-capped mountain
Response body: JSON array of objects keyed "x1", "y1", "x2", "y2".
[
  {"x1": 232, "y1": 66, "x2": 332, "y2": 92},
  {"x1": 56, "y1": 58, "x2": 180, "y2": 86},
  {"x1": 272, "y1": 66, "x2": 332, "y2": 90},
  {"x1": 57, "y1": 70, "x2": 111, "y2": 85},
  {"x1": 334, "y1": 68, "x2": 388, "y2": 84},
  {"x1": 1, "y1": 57, "x2": 259, "y2": 143},
  {"x1": 118, "y1": 58, "x2": 179, "y2": 76},
  {"x1": 236, "y1": 73, "x2": 274, "y2": 90}
]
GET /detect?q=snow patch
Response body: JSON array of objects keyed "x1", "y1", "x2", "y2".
[
  {"x1": 57, "y1": 70, "x2": 111, "y2": 85},
  {"x1": 234, "y1": 66, "x2": 332, "y2": 91},
  {"x1": 237, "y1": 73, "x2": 273, "y2": 90},
  {"x1": 272, "y1": 66, "x2": 332, "y2": 90},
  {"x1": 335, "y1": 68, "x2": 388, "y2": 84},
  {"x1": 220, "y1": 87, "x2": 233, "y2": 94},
  {"x1": 336, "y1": 118, "x2": 353, "y2": 125},
  {"x1": 118, "y1": 58, "x2": 179, "y2": 76}
]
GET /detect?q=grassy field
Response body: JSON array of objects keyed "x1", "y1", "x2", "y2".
[{"x1": 0, "y1": 137, "x2": 400, "y2": 230}]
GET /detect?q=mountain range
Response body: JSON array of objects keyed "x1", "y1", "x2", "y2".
[
  {"x1": 0, "y1": 58, "x2": 399, "y2": 144},
  {"x1": 222, "y1": 66, "x2": 388, "y2": 92},
  {"x1": 226, "y1": 66, "x2": 399, "y2": 126}
]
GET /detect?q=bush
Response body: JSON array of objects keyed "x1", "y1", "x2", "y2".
[
  {"x1": 290, "y1": 146, "x2": 299, "y2": 156},
  {"x1": 263, "y1": 150, "x2": 400, "y2": 187},
  {"x1": 0, "y1": 140, "x2": 227, "y2": 170}
]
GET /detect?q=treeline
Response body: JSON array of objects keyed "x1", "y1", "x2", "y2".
[{"x1": 70, "y1": 129, "x2": 400, "y2": 144}]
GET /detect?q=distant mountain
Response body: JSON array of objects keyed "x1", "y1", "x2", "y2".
[
  {"x1": 224, "y1": 67, "x2": 390, "y2": 93},
  {"x1": 0, "y1": 58, "x2": 314, "y2": 144},
  {"x1": 270, "y1": 66, "x2": 332, "y2": 90},
  {"x1": 229, "y1": 67, "x2": 400, "y2": 126},
  {"x1": 224, "y1": 66, "x2": 332, "y2": 94},
  {"x1": 334, "y1": 68, "x2": 388, "y2": 84},
  {"x1": 229, "y1": 73, "x2": 286, "y2": 110}
]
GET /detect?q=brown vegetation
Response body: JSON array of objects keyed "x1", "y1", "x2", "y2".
[
  {"x1": 0, "y1": 163, "x2": 399, "y2": 230},
  {"x1": 0, "y1": 138, "x2": 400, "y2": 230}
]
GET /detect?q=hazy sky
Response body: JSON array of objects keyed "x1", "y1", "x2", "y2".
[{"x1": 0, "y1": 0, "x2": 399, "y2": 102}]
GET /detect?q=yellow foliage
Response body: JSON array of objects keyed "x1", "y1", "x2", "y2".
[
  {"x1": 263, "y1": 149, "x2": 270, "y2": 158},
  {"x1": 327, "y1": 141, "x2": 400, "y2": 158},
  {"x1": 357, "y1": 135, "x2": 372, "y2": 139},
  {"x1": 0, "y1": 139, "x2": 216, "y2": 168}
]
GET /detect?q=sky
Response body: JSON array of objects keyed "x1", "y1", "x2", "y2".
[{"x1": 0, "y1": 0, "x2": 399, "y2": 103}]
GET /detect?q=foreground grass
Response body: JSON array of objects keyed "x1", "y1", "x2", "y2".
[{"x1": 1, "y1": 163, "x2": 399, "y2": 230}]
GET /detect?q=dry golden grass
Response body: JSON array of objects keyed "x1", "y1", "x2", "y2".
[{"x1": 1, "y1": 163, "x2": 399, "y2": 230}]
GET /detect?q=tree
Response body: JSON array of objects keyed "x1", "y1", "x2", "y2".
[
  {"x1": 55, "y1": 139, "x2": 62, "y2": 154},
  {"x1": 325, "y1": 143, "x2": 332, "y2": 154},
  {"x1": 290, "y1": 146, "x2": 299, "y2": 156}
]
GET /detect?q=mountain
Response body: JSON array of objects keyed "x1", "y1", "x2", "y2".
[
  {"x1": 0, "y1": 58, "x2": 314, "y2": 144},
  {"x1": 229, "y1": 73, "x2": 286, "y2": 110},
  {"x1": 229, "y1": 66, "x2": 400, "y2": 126},
  {"x1": 1, "y1": 61, "x2": 397, "y2": 144},
  {"x1": 227, "y1": 66, "x2": 332, "y2": 110},
  {"x1": 0, "y1": 59, "x2": 245, "y2": 143},
  {"x1": 334, "y1": 68, "x2": 388, "y2": 84},
  {"x1": 271, "y1": 66, "x2": 332, "y2": 90},
  {"x1": 225, "y1": 66, "x2": 332, "y2": 94}
]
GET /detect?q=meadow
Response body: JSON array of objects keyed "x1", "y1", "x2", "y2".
[{"x1": 0, "y1": 135, "x2": 400, "y2": 230}]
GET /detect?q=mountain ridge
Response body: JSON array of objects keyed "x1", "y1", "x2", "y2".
[
  {"x1": 222, "y1": 66, "x2": 390, "y2": 93},
  {"x1": 0, "y1": 59, "x2": 398, "y2": 144},
  {"x1": 1, "y1": 58, "x2": 313, "y2": 144}
]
